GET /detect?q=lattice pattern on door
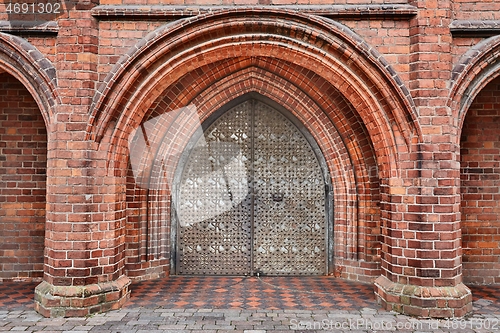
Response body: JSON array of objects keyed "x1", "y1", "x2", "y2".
[{"x1": 176, "y1": 99, "x2": 326, "y2": 275}]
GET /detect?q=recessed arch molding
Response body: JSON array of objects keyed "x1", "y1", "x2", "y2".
[{"x1": 89, "y1": 9, "x2": 419, "y2": 175}]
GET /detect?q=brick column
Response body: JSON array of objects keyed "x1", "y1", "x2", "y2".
[
  {"x1": 34, "y1": 2, "x2": 130, "y2": 317},
  {"x1": 374, "y1": 0, "x2": 472, "y2": 318}
]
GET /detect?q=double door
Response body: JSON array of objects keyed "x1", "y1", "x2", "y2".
[{"x1": 175, "y1": 98, "x2": 328, "y2": 275}]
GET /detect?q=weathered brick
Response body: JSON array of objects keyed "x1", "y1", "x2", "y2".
[{"x1": 1, "y1": 0, "x2": 499, "y2": 319}]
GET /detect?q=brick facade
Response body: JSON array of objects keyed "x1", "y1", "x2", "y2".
[{"x1": 0, "y1": 0, "x2": 499, "y2": 318}]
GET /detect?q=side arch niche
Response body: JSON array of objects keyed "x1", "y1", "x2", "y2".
[
  {"x1": 450, "y1": 35, "x2": 500, "y2": 285},
  {"x1": 0, "y1": 34, "x2": 58, "y2": 280}
]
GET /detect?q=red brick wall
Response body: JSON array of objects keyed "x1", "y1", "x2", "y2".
[
  {"x1": 98, "y1": 21, "x2": 163, "y2": 83},
  {"x1": 461, "y1": 76, "x2": 500, "y2": 284},
  {"x1": 340, "y1": 19, "x2": 410, "y2": 87},
  {"x1": 0, "y1": 72, "x2": 47, "y2": 280},
  {"x1": 452, "y1": 0, "x2": 500, "y2": 20}
]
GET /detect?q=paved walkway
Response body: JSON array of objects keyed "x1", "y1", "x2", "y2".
[{"x1": 1, "y1": 277, "x2": 499, "y2": 332}]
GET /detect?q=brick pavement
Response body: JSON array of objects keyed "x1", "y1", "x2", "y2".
[
  {"x1": 1, "y1": 277, "x2": 499, "y2": 332},
  {"x1": 125, "y1": 276, "x2": 377, "y2": 310}
]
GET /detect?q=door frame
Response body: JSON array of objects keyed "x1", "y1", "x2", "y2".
[{"x1": 170, "y1": 92, "x2": 334, "y2": 275}]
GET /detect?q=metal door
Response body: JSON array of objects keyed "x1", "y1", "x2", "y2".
[{"x1": 175, "y1": 98, "x2": 328, "y2": 275}]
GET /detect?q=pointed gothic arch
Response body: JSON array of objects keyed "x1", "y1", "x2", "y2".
[{"x1": 88, "y1": 9, "x2": 419, "y2": 280}]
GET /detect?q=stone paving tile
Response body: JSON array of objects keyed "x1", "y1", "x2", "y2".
[{"x1": 1, "y1": 307, "x2": 498, "y2": 333}]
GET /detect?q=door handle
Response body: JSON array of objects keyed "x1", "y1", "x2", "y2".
[{"x1": 272, "y1": 193, "x2": 284, "y2": 202}]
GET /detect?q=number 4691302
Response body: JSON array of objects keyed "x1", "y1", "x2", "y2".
[{"x1": 6, "y1": 2, "x2": 61, "y2": 14}]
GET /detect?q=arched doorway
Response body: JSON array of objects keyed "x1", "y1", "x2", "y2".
[
  {"x1": 172, "y1": 95, "x2": 332, "y2": 275},
  {"x1": 93, "y1": 9, "x2": 417, "y2": 283}
]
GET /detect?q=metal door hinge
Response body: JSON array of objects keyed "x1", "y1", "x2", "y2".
[{"x1": 325, "y1": 184, "x2": 332, "y2": 194}]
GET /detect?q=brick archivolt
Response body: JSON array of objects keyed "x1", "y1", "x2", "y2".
[
  {"x1": 449, "y1": 34, "x2": 500, "y2": 141},
  {"x1": 0, "y1": 33, "x2": 59, "y2": 128},
  {"x1": 86, "y1": 9, "x2": 420, "y2": 278},
  {"x1": 130, "y1": 65, "x2": 375, "y2": 266},
  {"x1": 89, "y1": 9, "x2": 419, "y2": 176}
]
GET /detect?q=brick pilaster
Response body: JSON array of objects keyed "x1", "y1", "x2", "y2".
[
  {"x1": 34, "y1": 1, "x2": 130, "y2": 317},
  {"x1": 375, "y1": 0, "x2": 472, "y2": 318}
]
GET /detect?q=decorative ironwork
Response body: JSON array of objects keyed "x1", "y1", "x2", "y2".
[
  {"x1": 176, "y1": 99, "x2": 326, "y2": 275},
  {"x1": 252, "y1": 102, "x2": 326, "y2": 275},
  {"x1": 176, "y1": 101, "x2": 253, "y2": 275}
]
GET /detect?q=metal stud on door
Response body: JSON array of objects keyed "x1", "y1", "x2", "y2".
[{"x1": 176, "y1": 99, "x2": 327, "y2": 275}]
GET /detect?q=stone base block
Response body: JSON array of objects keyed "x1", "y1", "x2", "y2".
[
  {"x1": 374, "y1": 275, "x2": 473, "y2": 318},
  {"x1": 34, "y1": 276, "x2": 131, "y2": 317}
]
